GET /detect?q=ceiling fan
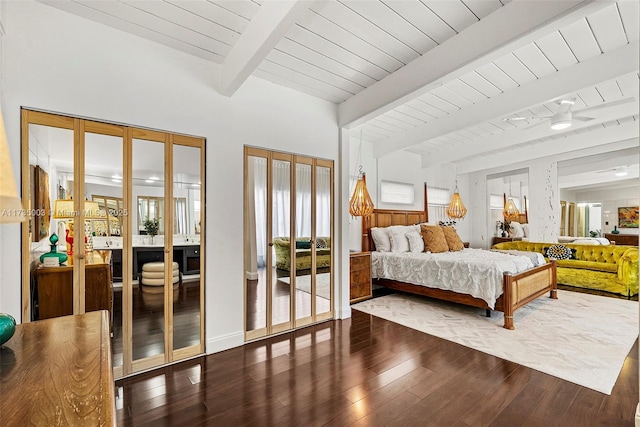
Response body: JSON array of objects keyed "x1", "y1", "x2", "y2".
[{"x1": 503, "y1": 98, "x2": 593, "y2": 130}]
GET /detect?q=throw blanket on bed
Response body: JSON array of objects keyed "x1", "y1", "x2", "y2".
[
  {"x1": 371, "y1": 248, "x2": 541, "y2": 309},
  {"x1": 491, "y1": 249, "x2": 545, "y2": 266}
]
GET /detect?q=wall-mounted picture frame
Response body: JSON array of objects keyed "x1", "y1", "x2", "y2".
[
  {"x1": 618, "y1": 206, "x2": 639, "y2": 228},
  {"x1": 33, "y1": 164, "x2": 51, "y2": 241}
]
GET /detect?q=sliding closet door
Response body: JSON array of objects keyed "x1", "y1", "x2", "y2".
[
  {"x1": 245, "y1": 148, "x2": 269, "y2": 340},
  {"x1": 244, "y1": 147, "x2": 333, "y2": 341},
  {"x1": 315, "y1": 160, "x2": 333, "y2": 321},
  {"x1": 294, "y1": 157, "x2": 313, "y2": 325},
  {"x1": 171, "y1": 136, "x2": 205, "y2": 359},
  {"x1": 84, "y1": 122, "x2": 126, "y2": 375}
]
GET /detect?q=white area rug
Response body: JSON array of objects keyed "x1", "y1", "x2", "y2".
[
  {"x1": 353, "y1": 290, "x2": 638, "y2": 394},
  {"x1": 280, "y1": 273, "x2": 331, "y2": 299}
]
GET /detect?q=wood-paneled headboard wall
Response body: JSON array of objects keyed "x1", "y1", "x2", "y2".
[{"x1": 361, "y1": 183, "x2": 429, "y2": 252}]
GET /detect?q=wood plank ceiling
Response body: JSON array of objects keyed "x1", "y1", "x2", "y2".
[{"x1": 39, "y1": 0, "x2": 639, "y2": 179}]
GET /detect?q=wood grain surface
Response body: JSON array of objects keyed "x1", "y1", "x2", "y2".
[{"x1": 0, "y1": 311, "x2": 115, "y2": 426}]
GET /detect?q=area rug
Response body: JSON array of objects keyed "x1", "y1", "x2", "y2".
[
  {"x1": 279, "y1": 273, "x2": 331, "y2": 299},
  {"x1": 352, "y1": 290, "x2": 638, "y2": 394}
]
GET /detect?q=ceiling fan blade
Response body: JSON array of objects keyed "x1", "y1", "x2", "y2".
[
  {"x1": 572, "y1": 116, "x2": 595, "y2": 122},
  {"x1": 577, "y1": 97, "x2": 637, "y2": 116},
  {"x1": 521, "y1": 119, "x2": 551, "y2": 130}
]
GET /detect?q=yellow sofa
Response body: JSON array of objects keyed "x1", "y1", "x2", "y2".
[
  {"x1": 492, "y1": 241, "x2": 638, "y2": 297},
  {"x1": 273, "y1": 237, "x2": 331, "y2": 272}
]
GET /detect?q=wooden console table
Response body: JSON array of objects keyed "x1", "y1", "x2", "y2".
[
  {"x1": 604, "y1": 233, "x2": 639, "y2": 246},
  {"x1": 0, "y1": 311, "x2": 116, "y2": 426}
]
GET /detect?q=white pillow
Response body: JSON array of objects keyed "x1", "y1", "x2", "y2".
[
  {"x1": 406, "y1": 231, "x2": 424, "y2": 253},
  {"x1": 572, "y1": 238, "x2": 600, "y2": 245},
  {"x1": 371, "y1": 227, "x2": 391, "y2": 252},
  {"x1": 510, "y1": 222, "x2": 525, "y2": 238},
  {"x1": 522, "y1": 223, "x2": 529, "y2": 238},
  {"x1": 388, "y1": 226, "x2": 411, "y2": 252},
  {"x1": 595, "y1": 238, "x2": 610, "y2": 245}
]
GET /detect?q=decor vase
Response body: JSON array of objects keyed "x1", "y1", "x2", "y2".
[{"x1": 0, "y1": 313, "x2": 16, "y2": 346}]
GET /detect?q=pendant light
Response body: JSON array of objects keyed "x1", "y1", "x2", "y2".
[
  {"x1": 349, "y1": 131, "x2": 374, "y2": 217},
  {"x1": 446, "y1": 180, "x2": 467, "y2": 219},
  {"x1": 503, "y1": 177, "x2": 520, "y2": 221}
]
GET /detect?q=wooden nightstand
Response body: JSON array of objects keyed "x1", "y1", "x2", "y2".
[{"x1": 350, "y1": 252, "x2": 372, "y2": 304}]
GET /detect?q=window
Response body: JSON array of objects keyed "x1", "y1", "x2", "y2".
[
  {"x1": 380, "y1": 180, "x2": 414, "y2": 205},
  {"x1": 427, "y1": 186, "x2": 450, "y2": 223}
]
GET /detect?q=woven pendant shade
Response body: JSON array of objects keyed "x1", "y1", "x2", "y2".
[
  {"x1": 349, "y1": 174, "x2": 374, "y2": 217},
  {"x1": 503, "y1": 197, "x2": 520, "y2": 221},
  {"x1": 446, "y1": 191, "x2": 467, "y2": 219}
]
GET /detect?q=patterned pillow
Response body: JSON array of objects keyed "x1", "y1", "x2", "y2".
[
  {"x1": 545, "y1": 244, "x2": 575, "y2": 260},
  {"x1": 440, "y1": 226, "x2": 464, "y2": 251},
  {"x1": 406, "y1": 231, "x2": 424, "y2": 253},
  {"x1": 420, "y1": 224, "x2": 449, "y2": 253},
  {"x1": 316, "y1": 238, "x2": 328, "y2": 249}
]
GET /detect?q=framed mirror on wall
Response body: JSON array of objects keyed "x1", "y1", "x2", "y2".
[{"x1": 486, "y1": 168, "x2": 529, "y2": 245}]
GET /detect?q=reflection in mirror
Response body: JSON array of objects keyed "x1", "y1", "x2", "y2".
[
  {"x1": 486, "y1": 169, "x2": 529, "y2": 241},
  {"x1": 172, "y1": 144, "x2": 202, "y2": 351},
  {"x1": 85, "y1": 132, "x2": 123, "y2": 369},
  {"x1": 28, "y1": 124, "x2": 74, "y2": 322},
  {"x1": 272, "y1": 159, "x2": 291, "y2": 328},
  {"x1": 246, "y1": 155, "x2": 267, "y2": 334},
  {"x1": 315, "y1": 165, "x2": 332, "y2": 316},
  {"x1": 132, "y1": 138, "x2": 165, "y2": 360},
  {"x1": 295, "y1": 161, "x2": 312, "y2": 321}
]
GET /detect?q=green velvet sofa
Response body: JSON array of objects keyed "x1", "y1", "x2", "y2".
[
  {"x1": 492, "y1": 241, "x2": 639, "y2": 297},
  {"x1": 273, "y1": 237, "x2": 331, "y2": 272}
]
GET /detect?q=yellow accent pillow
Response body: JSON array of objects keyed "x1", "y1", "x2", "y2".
[
  {"x1": 441, "y1": 226, "x2": 464, "y2": 251},
  {"x1": 420, "y1": 224, "x2": 449, "y2": 253}
]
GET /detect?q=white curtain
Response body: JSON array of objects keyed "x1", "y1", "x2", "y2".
[
  {"x1": 272, "y1": 160, "x2": 291, "y2": 240},
  {"x1": 296, "y1": 164, "x2": 312, "y2": 237},
  {"x1": 252, "y1": 157, "x2": 267, "y2": 267},
  {"x1": 315, "y1": 167, "x2": 331, "y2": 237}
]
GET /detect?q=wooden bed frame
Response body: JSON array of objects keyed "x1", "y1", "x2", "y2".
[{"x1": 363, "y1": 183, "x2": 557, "y2": 330}]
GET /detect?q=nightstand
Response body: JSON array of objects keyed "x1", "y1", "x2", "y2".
[{"x1": 350, "y1": 252, "x2": 372, "y2": 304}]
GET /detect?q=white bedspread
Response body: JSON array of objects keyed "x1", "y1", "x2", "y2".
[{"x1": 371, "y1": 248, "x2": 544, "y2": 309}]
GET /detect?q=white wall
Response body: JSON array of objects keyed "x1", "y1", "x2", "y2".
[{"x1": 0, "y1": 1, "x2": 339, "y2": 353}]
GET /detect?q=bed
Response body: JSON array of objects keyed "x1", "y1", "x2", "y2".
[{"x1": 362, "y1": 184, "x2": 557, "y2": 330}]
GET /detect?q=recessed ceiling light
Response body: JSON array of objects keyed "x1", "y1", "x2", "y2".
[
  {"x1": 145, "y1": 179, "x2": 154, "y2": 183},
  {"x1": 615, "y1": 170, "x2": 628, "y2": 177},
  {"x1": 111, "y1": 179, "x2": 122, "y2": 183},
  {"x1": 149, "y1": 176, "x2": 160, "y2": 181},
  {"x1": 111, "y1": 174, "x2": 122, "y2": 179}
]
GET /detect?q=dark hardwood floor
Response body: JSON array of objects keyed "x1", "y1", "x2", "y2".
[{"x1": 115, "y1": 289, "x2": 639, "y2": 426}]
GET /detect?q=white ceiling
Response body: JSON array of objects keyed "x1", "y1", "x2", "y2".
[{"x1": 39, "y1": 0, "x2": 640, "y2": 190}]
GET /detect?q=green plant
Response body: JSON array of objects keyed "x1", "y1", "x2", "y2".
[{"x1": 143, "y1": 217, "x2": 159, "y2": 237}]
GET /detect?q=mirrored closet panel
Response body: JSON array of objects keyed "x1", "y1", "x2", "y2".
[
  {"x1": 244, "y1": 147, "x2": 333, "y2": 341},
  {"x1": 21, "y1": 110, "x2": 205, "y2": 379}
]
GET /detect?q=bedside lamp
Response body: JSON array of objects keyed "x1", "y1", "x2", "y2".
[{"x1": 0, "y1": 109, "x2": 23, "y2": 346}]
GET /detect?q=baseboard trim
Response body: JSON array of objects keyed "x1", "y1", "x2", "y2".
[
  {"x1": 635, "y1": 403, "x2": 640, "y2": 427},
  {"x1": 206, "y1": 331, "x2": 244, "y2": 354},
  {"x1": 338, "y1": 305, "x2": 351, "y2": 319},
  {"x1": 246, "y1": 270, "x2": 258, "y2": 280}
]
